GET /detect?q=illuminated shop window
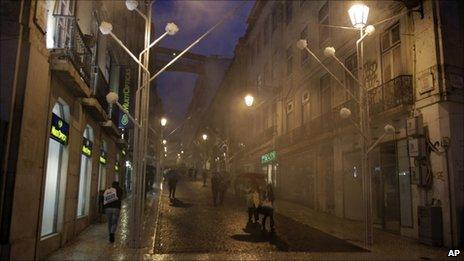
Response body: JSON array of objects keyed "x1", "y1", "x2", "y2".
[
  {"x1": 41, "y1": 101, "x2": 70, "y2": 237},
  {"x1": 77, "y1": 125, "x2": 93, "y2": 217}
]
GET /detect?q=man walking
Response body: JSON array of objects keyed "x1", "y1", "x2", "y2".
[
  {"x1": 166, "y1": 168, "x2": 179, "y2": 201},
  {"x1": 211, "y1": 172, "x2": 221, "y2": 206},
  {"x1": 103, "y1": 181, "x2": 123, "y2": 243}
]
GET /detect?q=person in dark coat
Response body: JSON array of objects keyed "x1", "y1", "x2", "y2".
[
  {"x1": 257, "y1": 186, "x2": 275, "y2": 233},
  {"x1": 103, "y1": 181, "x2": 123, "y2": 243},
  {"x1": 166, "y1": 168, "x2": 179, "y2": 200},
  {"x1": 219, "y1": 172, "x2": 231, "y2": 205},
  {"x1": 211, "y1": 172, "x2": 221, "y2": 206}
]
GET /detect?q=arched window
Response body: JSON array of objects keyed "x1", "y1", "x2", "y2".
[
  {"x1": 77, "y1": 125, "x2": 93, "y2": 217},
  {"x1": 41, "y1": 101, "x2": 70, "y2": 237}
]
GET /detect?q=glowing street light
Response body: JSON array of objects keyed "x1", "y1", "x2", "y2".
[
  {"x1": 162, "y1": 139, "x2": 167, "y2": 145},
  {"x1": 202, "y1": 134, "x2": 208, "y2": 141},
  {"x1": 164, "y1": 147, "x2": 167, "y2": 152},
  {"x1": 160, "y1": 117, "x2": 167, "y2": 127},
  {"x1": 348, "y1": 3, "x2": 370, "y2": 29},
  {"x1": 244, "y1": 94, "x2": 254, "y2": 107}
]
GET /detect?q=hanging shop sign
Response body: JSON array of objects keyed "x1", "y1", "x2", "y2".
[
  {"x1": 119, "y1": 67, "x2": 132, "y2": 129},
  {"x1": 50, "y1": 113, "x2": 69, "y2": 145},
  {"x1": 82, "y1": 138, "x2": 93, "y2": 157},
  {"x1": 261, "y1": 150, "x2": 277, "y2": 164},
  {"x1": 99, "y1": 151, "x2": 107, "y2": 165}
]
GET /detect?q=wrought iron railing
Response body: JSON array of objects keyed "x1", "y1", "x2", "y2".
[
  {"x1": 54, "y1": 18, "x2": 93, "y2": 87},
  {"x1": 368, "y1": 75, "x2": 413, "y2": 115}
]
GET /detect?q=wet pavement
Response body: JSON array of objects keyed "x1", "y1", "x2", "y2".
[
  {"x1": 153, "y1": 179, "x2": 365, "y2": 254},
  {"x1": 46, "y1": 178, "x2": 451, "y2": 260}
]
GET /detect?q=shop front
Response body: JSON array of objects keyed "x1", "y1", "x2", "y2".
[{"x1": 261, "y1": 150, "x2": 277, "y2": 186}]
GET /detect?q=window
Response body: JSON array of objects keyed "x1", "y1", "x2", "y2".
[
  {"x1": 320, "y1": 74, "x2": 332, "y2": 115},
  {"x1": 345, "y1": 53, "x2": 358, "y2": 99},
  {"x1": 41, "y1": 101, "x2": 69, "y2": 237},
  {"x1": 264, "y1": 17, "x2": 270, "y2": 44},
  {"x1": 286, "y1": 46, "x2": 293, "y2": 76},
  {"x1": 286, "y1": 100, "x2": 295, "y2": 132},
  {"x1": 318, "y1": 1, "x2": 329, "y2": 47},
  {"x1": 302, "y1": 91, "x2": 311, "y2": 124},
  {"x1": 285, "y1": 1, "x2": 292, "y2": 25},
  {"x1": 53, "y1": 0, "x2": 75, "y2": 48},
  {"x1": 77, "y1": 125, "x2": 93, "y2": 217},
  {"x1": 272, "y1": 3, "x2": 281, "y2": 33},
  {"x1": 381, "y1": 24, "x2": 401, "y2": 82},
  {"x1": 300, "y1": 26, "x2": 309, "y2": 66}
]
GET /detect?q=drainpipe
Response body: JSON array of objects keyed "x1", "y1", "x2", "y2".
[{"x1": 0, "y1": 0, "x2": 31, "y2": 259}]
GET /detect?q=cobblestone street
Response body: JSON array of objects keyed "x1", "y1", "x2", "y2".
[{"x1": 153, "y1": 179, "x2": 365, "y2": 254}]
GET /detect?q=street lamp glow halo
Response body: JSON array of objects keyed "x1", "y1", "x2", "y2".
[
  {"x1": 202, "y1": 134, "x2": 208, "y2": 140},
  {"x1": 160, "y1": 117, "x2": 167, "y2": 126},
  {"x1": 99, "y1": 21, "x2": 113, "y2": 35},
  {"x1": 165, "y1": 23, "x2": 179, "y2": 35},
  {"x1": 348, "y1": 3, "x2": 369, "y2": 29},
  {"x1": 162, "y1": 139, "x2": 167, "y2": 145},
  {"x1": 384, "y1": 124, "x2": 396, "y2": 135},
  {"x1": 323, "y1": 47, "x2": 336, "y2": 57},
  {"x1": 244, "y1": 94, "x2": 254, "y2": 107},
  {"x1": 296, "y1": 39, "x2": 308, "y2": 50},
  {"x1": 106, "y1": 92, "x2": 119, "y2": 104},
  {"x1": 125, "y1": 0, "x2": 138, "y2": 11},
  {"x1": 365, "y1": 25, "x2": 375, "y2": 35},
  {"x1": 340, "y1": 107, "x2": 352, "y2": 119}
]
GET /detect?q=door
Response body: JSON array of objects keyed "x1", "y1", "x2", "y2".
[
  {"x1": 380, "y1": 142, "x2": 400, "y2": 233},
  {"x1": 343, "y1": 150, "x2": 363, "y2": 221}
]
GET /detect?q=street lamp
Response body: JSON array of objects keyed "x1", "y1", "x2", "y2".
[
  {"x1": 160, "y1": 117, "x2": 167, "y2": 127},
  {"x1": 202, "y1": 134, "x2": 208, "y2": 141},
  {"x1": 106, "y1": 92, "x2": 141, "y2": 128},
  {"x1": 162, "y1": 139, "x2": 167, "y2": 145},
  {"x1": 348, "y1": 4, "x2": 369, "y2": 29},
  {"x1": 244, "y1": 94, "x2": 254, "y2": 107}
]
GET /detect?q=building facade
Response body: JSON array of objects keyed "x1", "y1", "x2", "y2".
[
  {"x1": 0, "y1": 1, "x2": 163, "y2": 259},
  {"x1": 208, "y1": 0, "x2": 463, "y2": 248}
]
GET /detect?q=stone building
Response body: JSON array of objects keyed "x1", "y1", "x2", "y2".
[
  {"x1": 0, "y1": 1, "x2": 163, "y2": 259},
  {"x1": 208, "y1": 0, "x2": 463, "y2": 248}
]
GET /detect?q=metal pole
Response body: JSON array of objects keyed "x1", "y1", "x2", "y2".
[
  {"x1": 129, "y1": 1, "x2": 151, "y2": 248},
  {"x1": 358, "y1": 27, "x2": 373, "y2": 247}
]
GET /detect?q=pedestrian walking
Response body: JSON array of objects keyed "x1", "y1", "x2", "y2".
[
  {"x1": 219, "y1": 171, "x2": 231, "y2": 205},
  {"x1": 211, "y1": 172, "x2": 221, "y2": 206},
  {"x1": 103, "y1": 181, "x2": 123, "y2": 243},
  {"x1": 202, "y1": 169, "x2": 208, "y2": 187},
  {"x1": 257, "y1": 187, "x2": 275, "y2": 234},
  {"x1": 166, "y1": 168, "x2": 179, "y2": 201},
  {"x1": 246, "y1": 187, "x2": 259, "y2": 223}
]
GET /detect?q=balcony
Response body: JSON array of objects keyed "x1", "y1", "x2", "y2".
[
  {"x1": 50, "y1": 19, "x2": 93, "y2": 98},
  {"x1": 369, "y1": 75, "x2": 413, "y2": 116},
  {"x1": 82, "y1": 69, "x2": 111, "y2": 126}
]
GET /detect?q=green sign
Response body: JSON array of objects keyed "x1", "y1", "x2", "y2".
[
  {"x1": 50, "y1": 113, "x2": 69, "y2": 145},
  {"x1": 99, "y1": 151, "x2": 107, "y2": 165},
  {"x1": 261, "y1": 151, "x2": 277, "y2": 164},
  {"x1": 82, "y1": 138, "x2": 93, "y2": 157}
]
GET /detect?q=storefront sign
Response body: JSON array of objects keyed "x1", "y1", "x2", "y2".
[
  {"x1": 50, "y1": 113, "x2": 69, "y2": 145},
  {"x1": 99, "y1": 151, "x2": 107, "y2": 165},
  {"x1": 82, "y1": 138, "x2": 93, "y2": 157},
  {"x1": 261, "y1": 151, "x2": 276, "y2": 164},
  {"x1": 119, "y1": 67, "x2": 132, "y2": 129}
]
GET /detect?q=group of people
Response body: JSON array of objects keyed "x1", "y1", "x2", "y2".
[{"x1": 246, "y1": 184, "x2": 275, "y2": 233}]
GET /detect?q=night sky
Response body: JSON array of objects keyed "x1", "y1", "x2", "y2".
[{"x1": 152, "y1": 0, "x2": 254, "y2": 133}]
